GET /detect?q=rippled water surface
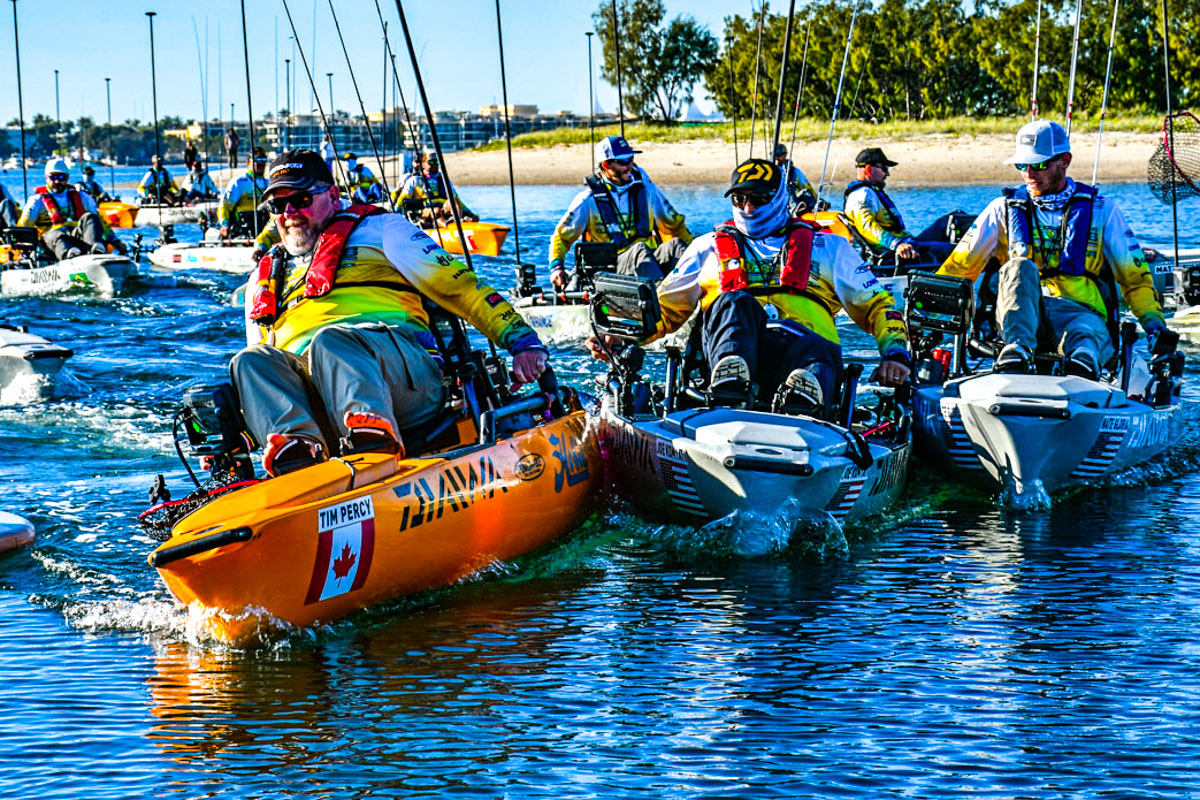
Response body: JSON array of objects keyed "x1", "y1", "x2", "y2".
[{"x1": 3, "y1": 178, "x2": 1200, "y2": 798}]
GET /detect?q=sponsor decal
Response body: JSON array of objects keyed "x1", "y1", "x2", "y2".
[
  {"x1": 435, "y1": 254, "x2": 456, "y2": 267},
  {"x1": 421, "y1": 242, "x2": 439, "y2": 255},
  {"x1": 550, "y1": 428, "x2": 590, "y2": 492},
  {"x1": 885, "y1": 310, "x2": 904, "y2": 321},
  {"x1": 485, "y1": 292, "x2": 504, "y2": 307},
  {"x1": 305, "y1": 496, "x2": 375, "y2": 604},
  {"x1": 516, "y1": 453, "x2": 546, "y2": 481},
  {"x1": 391, "y1": 456, "x2": 509, "y2": 532},
  {"x1": 868, "y1": 447, "x2": 909, "y2": 495}
]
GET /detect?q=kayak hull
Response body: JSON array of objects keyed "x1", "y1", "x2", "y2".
[
  {"x1": 133, "y1": 202, "x2": 218, "y2": 227},
  {"x1": 429, "y1": 222, "x2": 509, "y2": 256},
  {"x1": 0, "y1": 254, "x2": 136, "y2": 297},
  {"x1": 98, "y1": 201, "x2": 140, "y2": 229},
  {"x1": 0, "y1": 327, "x2": 73, "y2": 404},
  {"x1": 912, "y1": 373, "x2": 1181, "y2": 504},
  {"x1": 595, "y1": 401, "x2": 909, "y2": 530},
  {"x1": 147, "y1": 241, "x2": 257, "y2": 274},
  {"x1": 0, "y1": 511, "x2": 35, "y2": 554},
  {"x1": 150, "y1": 411, "x2": 600, "y2": 643}
]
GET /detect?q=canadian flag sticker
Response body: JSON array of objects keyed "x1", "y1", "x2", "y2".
[{"x1": 305, "y1": 496, "x2": 376, "y2": 604}]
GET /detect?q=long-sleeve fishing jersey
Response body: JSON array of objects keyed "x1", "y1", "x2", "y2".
[
  {"x1": 18, "y1": 187, "x2": 112, "y2": 238},
  {"x1": 245, "y1": 209, "x2": 544, "y2": 358},
  {"x1": 938, "y1": 181, "x2": 1164, "y2": 329},
  {"x1": 648, "y1": 226, "x2": 909, "y2": 359},
  {"x1": 547, "y1": 174, "x2": 692, "y2": 269},
  {"x1": 842, "y1": 182, "x2": 911, "y2": 252},
  {"x1": 218, "y1": 171, "x2": 269, "y2": 225},
  {"x1": 137, "y1": 167, "x2": 178, "y2": 201},
  {"x1": 392, "y1": 172, "x2": 473, "y2": 217}
]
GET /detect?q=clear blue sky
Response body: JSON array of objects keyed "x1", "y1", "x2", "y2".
[{"x1": 0, "y1": 0, "x2": 741, "y2": 127}]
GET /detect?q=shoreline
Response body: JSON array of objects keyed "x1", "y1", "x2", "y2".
[{"x1": 366, "y1": 131, "x2": 1159, "y2": 187}]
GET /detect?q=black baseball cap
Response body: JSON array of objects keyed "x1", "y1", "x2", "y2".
[
  {"x1": 263, "y1": 149, "x2": 334, "y2": 199},
  {"x1": 724, "y1": 158, "x2": 782, "y2": 197},
  {"x1": 855, "y1": 147, "x2": 898, "y2": 167}
]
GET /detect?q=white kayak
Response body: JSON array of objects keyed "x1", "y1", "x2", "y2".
[
  {"x1": 134, "y1": 201, "x2": 218, "y2": 228},
  {"x1": 0, "y1": 325, "x2": 73, "y2": 404},
  {"x1": 905, "y1": 272, "x2": 1184, "y2": 508},
  {"x1": 512, "y1": 295, "x2": 591, "y2": 345},
  {"x1": 147, "y1": 240, "x2": 257, "y2": 274},
  {"x1": 0, "y1": 511, "x2": 35, "y2": 554},
  {"x1": 0, "y1": 253, "x2": 137, "y2": 297}
]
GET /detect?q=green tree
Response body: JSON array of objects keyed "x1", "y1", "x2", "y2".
[{"x1": 592, "y1": 0, "x2": 719, "y2": 123}]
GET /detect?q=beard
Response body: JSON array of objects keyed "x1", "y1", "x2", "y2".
[{"x1": 279, "y1": 216, "x2": 322, "y2": 256}]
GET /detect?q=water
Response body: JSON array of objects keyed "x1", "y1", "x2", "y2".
[{"x1": 3, "y1": 181, "x2": 1200, "y2": 798}]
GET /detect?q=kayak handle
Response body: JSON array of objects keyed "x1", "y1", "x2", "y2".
[
  {"x1": 478, "y1": 394, "x2": 550, "y2": 445},
  {"x1": 723, "y1": 455, "x2": 814, "y2": 476},
  {"x1": 988, "y1": 402, "x2": 1071, "y2": 420},
  {"x1": 149, "y1": 526, "x2": 253, "y2": 568}
]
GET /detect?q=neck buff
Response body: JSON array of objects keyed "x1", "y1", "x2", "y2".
[
  {"x1": 1030, "y1": 177, "x2": 1076, "y2": 212},
  {"x1": 732, "y1": 180, "x2": 790, "y2": 239}
]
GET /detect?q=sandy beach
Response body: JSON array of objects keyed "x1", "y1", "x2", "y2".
[{"x1": 408, "y1": 131, "x2": 1158, "y2": 187}]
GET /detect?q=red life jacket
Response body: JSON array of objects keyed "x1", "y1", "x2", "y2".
[
  {"x1": 35, "y1": 186, "x2": 88, "y2": 227},
  {"x1": 713, "y1": 218, "x2": 816, "y2": 294},
  {"x1": 249, "y1": 204, "x2": 385, "y2": 325}
]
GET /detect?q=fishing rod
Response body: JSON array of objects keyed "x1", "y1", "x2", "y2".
[
  {"x1": 192, "y1": 17, "x2": 211, "y2": 170},
  {"x1": 10, "y1": 0, "x2": 27, "y2": 197},
  {"x1": 786, "y1": 18, "x2": 812, "y2": 160},
  {"x1": 815, "y1": 2, "x2": 860, "y2": 211},
  {"x1": 1161, "y1": 0, "x2": 1179, "y2": 272},
  {"x1": 1091, "y1": 0, "x2": 1120, "y2": 185},
  {"x1": 726, "y1": 34, "x2": 739, "y2": 165},
  {"x1": 239, "y1": 0, "x2": 260, "y2": 238},
  {"x1": 1031, "y1": 0, "x2": 1042, "y2": 119},
  {"x1": 494, "y1": 0, "x2": 522, "y2": 266},
  {"x1": 371, "y1": 0, "x2": 426, "y2": 173},
  {"x1": 610, "y1": 0, "x2": 625, "y2": 137},
  {"x1": 393, "y1": 0, "x2": 500, "y2": 362},
  {"x1": 770, "y1": 0, "x2": 798, "y2": 155},
  {"x1": 383, "y1": 24, "x2": 390, "y2": 190},
  {"x1": 587, "y1": 31, "x2": 595, "y2": 156},
  {"x1": 748, "y1": 0, "x2": 765, "y2": 158},
  {"x1": 54, "y1": 70, "x2": 60, "y2": 158},
  {"x1": 105, "y1": 77, "x2": 115, "y2": 196},
  {"x1": 326, "y1": 0, "x2": 394, "y2": 208},
  {"x1": 279, "y1": 0, "x2": 348, "y2": 189},
  {"x1": 1064, "y1": 0, "x2": 1084, "y2": 135},
  {"x1": 147, "y1": 12, "x2": 162, "y2": 207}
]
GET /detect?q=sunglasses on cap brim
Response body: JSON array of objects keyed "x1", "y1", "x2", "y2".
[{"x1": 265, "y1": 185, "x2": 331, "y2": 214}]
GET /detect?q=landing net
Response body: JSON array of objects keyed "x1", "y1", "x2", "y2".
[{"x1": 1148, "y1": 111, "x2": 1200, "y2": 204}]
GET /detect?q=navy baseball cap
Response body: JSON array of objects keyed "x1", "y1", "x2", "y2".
[
  {"x1": 263, "y1": 149, "x2": 334, "y2": 199},
  {"x1": 595, "y1": 135, "x2": 641, "y2": 164}
]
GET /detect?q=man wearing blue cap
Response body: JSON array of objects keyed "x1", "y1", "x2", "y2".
[
  {"x1": 548, "y1": 135, "x2": 692, "y2": 289},
  {"x1": 938, "y1": 119, "x2": 1166, "y2": 379}
]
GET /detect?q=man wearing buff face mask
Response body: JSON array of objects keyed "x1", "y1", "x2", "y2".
[
  {"x1": 549, "y1": 136, "x2": 692, "y2": 289},
  {"x1": 588, "y1": 158, "x2": 910, "y2": 415}
]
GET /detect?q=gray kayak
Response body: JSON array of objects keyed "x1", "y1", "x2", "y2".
[
  {"x1": 0, "y1": 325, "x2": 73, "y2": 404},
  {"x1": 0, "y1": 511, "x2": 35, "y2": 553}
]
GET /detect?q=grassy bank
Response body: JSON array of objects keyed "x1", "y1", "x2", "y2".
[{"x1": 473, "y1": 114, "x2": 1163, "y2": 152}]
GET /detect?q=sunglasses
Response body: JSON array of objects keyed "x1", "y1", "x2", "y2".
[
  {"x1": 266, "y1": 186, "x2": 330, "y2": 214},
  {"x1": 731, "y1": 191, "x2": 773, "y2": 208},
  {"x1": 1015, "y1": 157, "x2": 1058, "y2": 172},
  {"x1": 47, "y1": 173, "x2": 68, "y2": 181}
]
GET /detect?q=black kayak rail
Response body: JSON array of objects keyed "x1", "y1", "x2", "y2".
[{"x1": 149, "y1": 526, "x2": 253, "y2": 568}]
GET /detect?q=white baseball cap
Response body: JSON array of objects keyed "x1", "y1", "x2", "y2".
[
  {"x1": 44, "y1": 158, "x2": 70, "y2": 178},
  {"x1": 595, "y1": 135, "x2": 640, "y2": 165},
  {"x1": 1004, "y1": 119, "x2": 1071, "y2": 165}
]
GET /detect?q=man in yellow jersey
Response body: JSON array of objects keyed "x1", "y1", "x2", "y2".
[
  {"x1": 137, "y1": 155, "x2": 180, "y2": 206},
  {"x1": 18, "y1": 159, "x2": 125, "y2": 259},
  {"x1": 938, "y1": 119, "x2": 1167, "y2": 379},
  {"x1": 393, "y1": 153, "x2": 477, "y2": 226},
  {"x1": 588, "y1": 158, "x2": 910, "y2": 415},
  {"x1": 235, "y1": 149, "x2": 549, "y2": 476},
  {"x1": 218, "y1": 147, "x2": 270, "y2": 240},
  {"x1": 843, "y1": 147, "x2": 955, "y2": 266},
  {"x1": 549, "y1": 135, "x2": 692, "y2": 289}
]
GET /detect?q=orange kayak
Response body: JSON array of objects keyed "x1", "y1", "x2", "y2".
[
  {"x1": 148, "y1": 409, "x2": 600, "y2": 644},
  {"x1": 802, "y1": 210, "x2": 853, "y2": 241},
  {"x1": 428, "y1": 221, "x2": 510, "y2": 257},
  {"x1": 99, "y1": 201, "x2": 139, "y2": 229}
]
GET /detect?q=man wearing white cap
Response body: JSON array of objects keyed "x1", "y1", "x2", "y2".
[
  {"x1": 938, "y1": 119, "x2": 1166, "y2": 379},
  {"x1": 548, "y1": 135, "x2": 692, "y2": 289},
  {"x1": 18, "y1": 158, "x2": 124, "y2": 259}
]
